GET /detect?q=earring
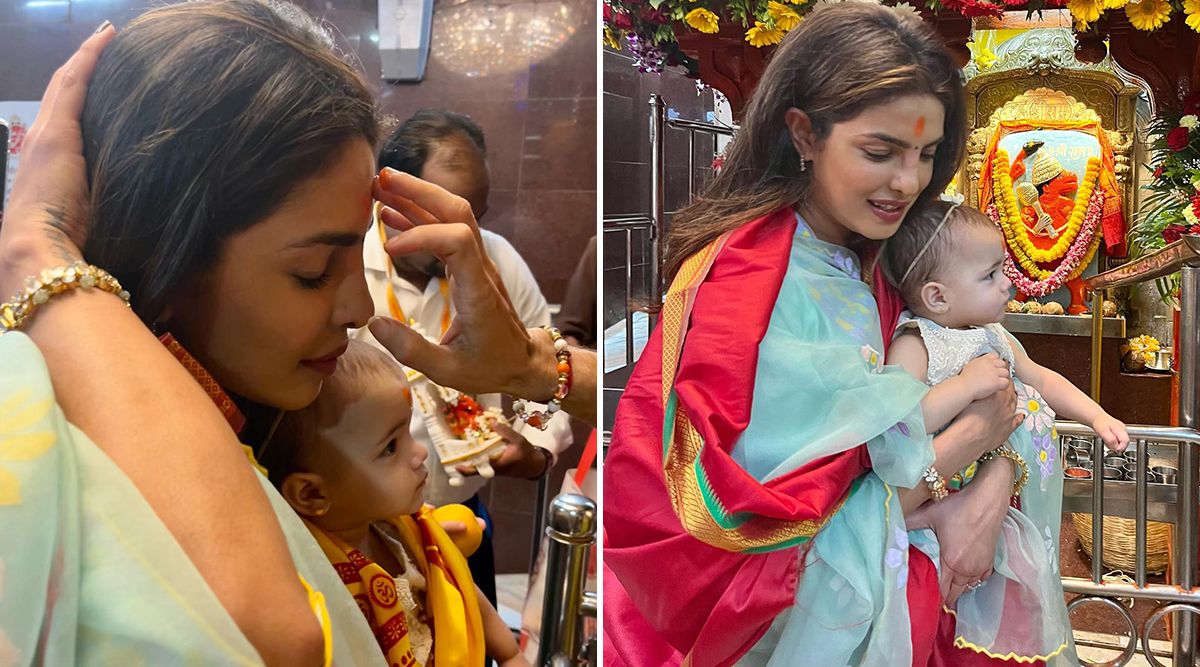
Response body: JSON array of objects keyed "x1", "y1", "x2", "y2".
[
  {"x1": 315, "y1": 507, "x2": 327, "y2": 516},
  {"x1": 799, "y1": 154, "x2": 807, "y2": 172}
]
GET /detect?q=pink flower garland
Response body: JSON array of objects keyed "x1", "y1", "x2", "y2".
[{"x1": 987, "y1": 188, "x2": 1104, "y2": 298}]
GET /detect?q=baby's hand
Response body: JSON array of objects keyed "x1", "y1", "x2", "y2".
[
  {"x1": 959, "y1": 353, "x2": 1011, "y2": 400},
  {"x1": 1093, "y1": 414, "x2": 1130, "y2": 452}
]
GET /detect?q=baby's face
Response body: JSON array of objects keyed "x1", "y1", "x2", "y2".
[
  {"x1": 313, "y1": 376, "x2": 428, "y2": 524},
  {"x1": 933, "y1": 224, "x2": 1012, "y2": 327}
]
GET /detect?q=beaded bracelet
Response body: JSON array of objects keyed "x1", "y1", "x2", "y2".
[
  {"x1": 1, "y1": 262, "x2": 130, "y2": 332},
  {"x1": 923, "y1": 465, "x2": 949, "y2": 501},
  {"x1": 513, "y1": 326, "x2": 571, "y2": 431},
  {"x1": 980, "y1": 445, "x2": 1029, "y2": 498}
]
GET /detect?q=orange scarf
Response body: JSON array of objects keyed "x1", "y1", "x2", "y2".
[{"x1": 306, "y1": 507, "x2": 485, "y2": 667}]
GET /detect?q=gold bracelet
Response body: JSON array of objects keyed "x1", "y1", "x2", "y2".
[
  {"x1": 1, "y1": 262, "x2": 131, "y2": 332},
  {"x1": 923, "y1": 465, "x2": 949, "y2": 501},
  {"x1": 980, "y1": 446, "x2": 1029, "y2": 498}
]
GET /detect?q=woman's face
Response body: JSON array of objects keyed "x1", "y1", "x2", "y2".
[
  {"x1": 794, "y1": 94, "x2": 946, "y2": 246},
  {"x1": 168, "y1": 139, "x2": 377, "y2": 410}
]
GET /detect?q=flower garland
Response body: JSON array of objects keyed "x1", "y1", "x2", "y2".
[
  {"x1": 606, "y1": 0, "x2": 1194, "y2": 78},
  {"x1": 991, "y1": 149, "x2": 1102, "y2": 268},
  {"x1": 987, "y1": 187, "x2": 1104, "y2": 296}
]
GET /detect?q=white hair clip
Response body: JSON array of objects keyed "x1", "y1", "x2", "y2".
[{"x1": 939, "y1": 192, "x2": 965, "y2": 204}]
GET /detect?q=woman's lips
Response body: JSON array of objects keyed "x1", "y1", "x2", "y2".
[
  {"x1": 868, "y1": 199, "x2": 909, "y2": 224},
  {"x1": 301, "y1": 342, "x2": 349, "y2": 376}
]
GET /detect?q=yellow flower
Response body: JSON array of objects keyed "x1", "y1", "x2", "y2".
[
  {"x1": 1103, "y1": 0, "x2": 1127, "y2": 7},
  {"x1": 1186, "y1": 0, "x2": 1200, "y2": 31},
  {"x1": 603, "y1": 26, "x2": 622, "y2": 50},
  {"x1": 767, "y1": 1, "x2": 802, "y2": 31},
  {"x1": 972, "y1": 42, "x2": 997, "y2": 70},
  {"x1": 685, "y1": 7, "x2": 721, "y2": 33},
  {"x1": 746, "y1": 21, "x2": 784, "y2": 46},
  {"x1": 1126, "y1": 0, "x2": 1171, "y2": 30},
  {"x1": 1067, "y1": 0, "x2": 1104, "y2": 24}
]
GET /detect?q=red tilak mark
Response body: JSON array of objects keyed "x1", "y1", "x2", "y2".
[{"x1": 914, "y1": 116, "x2": 926, "y2": 139}]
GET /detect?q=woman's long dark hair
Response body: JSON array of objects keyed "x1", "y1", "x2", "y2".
[
  {"x1": 81, "y1": 0, "x2": 380, "y2": 323},
  {"x1": 662, "y1": 3, "x2": 966, "y2": 285}
]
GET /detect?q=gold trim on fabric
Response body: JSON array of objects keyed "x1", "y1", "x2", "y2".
[
  {"x1": 658, "y1": 231, "x2": 847, "y2": 552},
  {"x1": 941, "y1": 606, "x2": 1070, "y2": 663},
  {"x1": 664, "y1": 410, "x2": 846, "y2": 551}
]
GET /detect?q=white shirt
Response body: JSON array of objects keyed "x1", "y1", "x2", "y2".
[{"x1": 354, "y1": 222, "x2": 573, "y2": 505}]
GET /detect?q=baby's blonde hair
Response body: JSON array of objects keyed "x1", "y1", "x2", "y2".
[{"x1": 258, "y1": 340, "x2": 409, "y2": 487}]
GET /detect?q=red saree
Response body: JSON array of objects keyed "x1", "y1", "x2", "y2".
[{"x1": 602, "y1": 209, "x2": 1031, "y2": 666}]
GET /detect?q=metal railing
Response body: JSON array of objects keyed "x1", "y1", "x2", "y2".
[
  {"x1": 602, "y1": 95, "x2": 735, "y2": 392},
  {"x1": 1056, "y1": 423, "x2": 1199, "y2": 665},
  {"x1": 1064, "y1": 235, "x2": 1200, "y2": 665},
  {"x1": 537, "y1": 494, "x2": 597, "y2": 666}
]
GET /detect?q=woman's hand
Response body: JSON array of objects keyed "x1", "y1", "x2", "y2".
[
  {"x1": 923, "y1": 458, "x2": 1014, "y2": 607},
  {"x1": 0, "y1": 24, "x2": 114, "y2": 296},
  {"x1": 367, "y1": 153, "x2": 598, "y2": 424},
  {"x1": 367, "y1": 174, "x2": 557, "y2": 394}
]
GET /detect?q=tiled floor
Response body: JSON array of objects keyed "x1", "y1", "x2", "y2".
[{"x1": 1074, "y1": 629, "x2": 1168, "y2": 665}]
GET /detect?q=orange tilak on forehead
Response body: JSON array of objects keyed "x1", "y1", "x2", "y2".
[{"x1": 914, "y1": 116, "x2": 926, "y2": 139}]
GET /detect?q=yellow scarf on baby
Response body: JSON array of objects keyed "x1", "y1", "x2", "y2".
[{"x1": 306, "y1": 506, "x2": 485, "y2": 667}]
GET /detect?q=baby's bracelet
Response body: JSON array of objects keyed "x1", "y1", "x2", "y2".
[
  {"x1": 980, "y1": 446, "x2": 1029, "y2": 498},
  {"x1": 513, "y1": 326, "x2": 571, "y2": 430},
  {"x1": 1, "y1": 262, "x2": 131, "y2": 332}
]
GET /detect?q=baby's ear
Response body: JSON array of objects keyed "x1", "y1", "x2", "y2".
[
  {"x1": 920, "y1": 281, "x2": 950, "y2": 315},
  {"x1": 280, "y1": 472, "x2": 332, "y2": 519}
]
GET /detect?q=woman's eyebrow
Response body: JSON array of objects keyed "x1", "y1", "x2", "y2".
[
  {"x1": 287, "y1": 230, "x2": 364, "y2": 249},
  {"x1": 861, "y1": 132, "x2": 944, "y2": 150}
]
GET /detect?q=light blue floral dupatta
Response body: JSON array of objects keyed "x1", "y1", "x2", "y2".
[{"x1": 0, "y1": 332, "x2": 384, "y2": 666}]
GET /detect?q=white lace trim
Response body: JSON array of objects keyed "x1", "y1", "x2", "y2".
[
  {"x1": 374, "y1": 524, "x2": 434, "y2": 666},
  {"x1": 895, "y1": 312, "x2": 1016, "y2": 386}
]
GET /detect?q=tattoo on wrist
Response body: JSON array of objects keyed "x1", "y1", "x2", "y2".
[{"x1": 43, "y1": 203, "x2": 81, "y2": 265}]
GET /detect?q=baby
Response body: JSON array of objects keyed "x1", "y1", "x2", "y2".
[
  {"x1": 879, "y1": 200, "x2": 1128, "y2": 663},
  {"x1": 882, "y1": 200, "x2": 1128, "y2": 452},
  {"x1": 259, "y1": 340, "x2": 527, "y2": 667}
]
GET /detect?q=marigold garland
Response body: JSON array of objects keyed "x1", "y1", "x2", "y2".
[
  {"x1": 987, "y1": 187, "x2": 1104, "y2": 296},
  {"x1": 991, "y1": 149, "x2": 1102, "y2": 266}
]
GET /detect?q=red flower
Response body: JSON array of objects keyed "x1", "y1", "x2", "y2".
[
  {"x1": 942, "y1": 0, "x2": 1005, "y2": 17},
  {"x1": 1185, "y1": 91, "x2": 1200, "y2": 115},
  {"x1": 1189, "y1": 225, "x2": 1200, "y2": 236},
  {"x1": 1164, "y1": 224, "x2": 1188, "y2": 244},
  {"x1": 613, "y1": 11, "x2": 633, "y2": 29},
  {"x1": 712, "y1": 154, "x2": 725, "y2": 171},
  {"x1": 641, "y1": 6, "x2": 670, "y2": 23},
  {"x1": 1193, "y1": 194, "x2": 1200, "y2": 219},
  {"x1": 1168, "y1": 126, "x2": 1190, "y2": 152},
  {"x1": 1153, "y1": 164, "x2": 1165, "y2": 179},
  {"x1": 603, "y1": 4, "x2": 612, "y2": 21}
]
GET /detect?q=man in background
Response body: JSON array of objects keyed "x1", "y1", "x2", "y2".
[{"x1": 354, "y1": 109, "x2": 572, "y2": 607}]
